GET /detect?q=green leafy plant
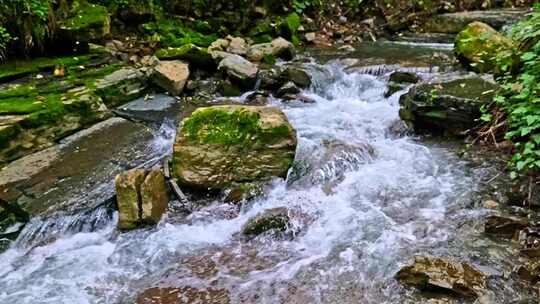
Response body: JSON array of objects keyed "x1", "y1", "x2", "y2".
[{"x1": 491, "y1": 4, "x2": 540, "y2": 177}]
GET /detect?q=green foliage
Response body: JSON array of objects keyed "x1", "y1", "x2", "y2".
[
  {"x1": 292, "y1": 0, "x2": 364, "y2": 14},
  {"x1": 142, "y1": 19, "x2": 217, "y2": 48},
  {"x1": 0, "y1": 0, "x2": 53, "y2": 53},
  {"x1": 0, "y1": 26, "x2": 12, "y2": 60},
  {"x1": 493, "y1": 4, "x2": 540, "y2": 176}
]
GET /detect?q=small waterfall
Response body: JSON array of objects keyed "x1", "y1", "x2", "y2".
[{"x1": 14, "y1": 205, "x2": 115, "y2": 248}]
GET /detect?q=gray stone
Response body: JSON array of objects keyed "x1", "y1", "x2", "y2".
[
  {"x1": 95, "y1": 68, "x2": 149, "y2": 107},
  {"x1": 152, "y1": 61, "x2": 190, "y2": 96},
  {"x1": 247, "y1": 37, "x2": 295, "y2": 62},
  {"x1": 218, "y1": 54, "x2": 259, "y2": 88}
]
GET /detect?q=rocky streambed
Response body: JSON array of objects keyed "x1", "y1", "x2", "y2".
[{"x1": 0, "y1": 41, "x2": 538, "y2": 304}]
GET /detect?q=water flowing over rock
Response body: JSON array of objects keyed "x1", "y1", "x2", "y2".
[
  {"x1": 242, "y1": 207, "x2": 291, "y2": 238},
  {"x1": 115, "y1": 169, "x2": 169, "y2": 230},
  {"x1": 136, "y1": 286, "x2": 230, "y2": 304},
  {"x1": 455, "y1": 22, "x2": 516, "y2": 73},
  {"x1": 152, "y1": 61, "x2": 190, "y2": 96},
  {"x1": 172, "y1": 105, "x2": 297, "y2": 189},
  {"x1": 247, "y1": 37, "x2": 295, "y2": 62},
  {"x1": 399, "y1": 76, "x2": 499, "y2": 136},
  {"x1": 95, "y1": 68, "x2": 149, "y2": 107},
  {"x1": 217, "y1": 55, "x2": 259, "y2": 88},
  {"x1": 396, "y1": 256, "x2": 488, "y2": 298}
]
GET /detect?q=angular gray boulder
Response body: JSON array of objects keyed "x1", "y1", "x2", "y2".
[
  {"x1": 218, "y1": 54, "x2": 259, "y2": 88},
  {"x1": 152, "y1": 60, "x2": 190, "y2": 96},
  {"x1": 95, "y1": 68, "x2": 149, "y2": 107},
  {"x1": 247, "y1": 37, "x2": 295, "y2": 62}
]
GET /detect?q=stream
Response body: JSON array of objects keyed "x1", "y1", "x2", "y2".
[{"x1": 0, "y1": 42, "x2": 532, "y2": 303}]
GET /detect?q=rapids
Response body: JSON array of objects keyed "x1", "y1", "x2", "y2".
[{"x1": 0, "y1": 44, "x2": 531, "y2": 303}]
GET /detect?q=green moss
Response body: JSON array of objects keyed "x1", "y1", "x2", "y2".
[
  {"x1": 155, "y1": 44, "x2": 214, "y2": 68},
  {"x1": 143, "y1": 19, "x2": 217, "y2": 48},
  {"x1": 63, "y1": 3, "x2": 109, "y2": 31},
  {"x1": 0, "y1": 54, "x2": 96, "y2": 82},
  {"x1": 0, "y1": 125, "x2": 21, "y2": 149},
  {"x1": 182, "y1": 107, "x2": 291, "y2": 147}
]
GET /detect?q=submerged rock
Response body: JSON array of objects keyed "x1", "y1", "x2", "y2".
[
  {"x1": 455, "y1": 22, "x2": 516, "y2": 73},
  {"x1": 115, "y1": 169, "x2": 169, "y2": 230},
  {"x1": 247, "y1": 37, "x2": 295, "y2": 62},
  {"x1": 172, "y1": 105, "x2": 297, "y2": 189},
  {"x1": 95, "y1": 68, "x2": 149, "y2": 108},
  {"x1": 396, "y1": 256, "x2": 488, "y2": 298},
  {"x1": 242, "y1": 207, "x2": 291, "y2": 237},
  {"x1": 218, "y1": 54, "x2": 259, "y2": 88},
  {"x1": 399, "y1": 76, "x2": 499, "y2": 136},
  {"x1": 224, "y1": 182, "x2": 264, "y2": 203},
  {"x1": 484, "y1": 215, "x2": 528, "y2": 237},
  {"x1": 152, "y1": 61, "x2": 190, "y2": 96},
  {"x1": 136, "y1": 286, "x2": 230, "y2": 304}
]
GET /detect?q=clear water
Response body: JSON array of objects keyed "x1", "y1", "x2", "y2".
[{"x1": 0, "y1": 57, "x2": 529, "y2": 303}]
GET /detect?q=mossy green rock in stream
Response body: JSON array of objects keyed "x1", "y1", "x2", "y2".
[
  {"x1": 399, "y1": 77, "x2": 499, "y2": 136},
  {"x1": 172, "y1": 105, "x2": 297, "y2": 189},
  {"x1": 455, "y1": 22, "x2": 516, "y2": 73},
  {"x1": 59, "y1": 2, "x2": 111, "y2": 43},
  {"x1": 424, "y1": 9, "x2": 528, "y2": 34},
  {"x1": 155, "y1": 44, "x2": 215, "y2": 69}
]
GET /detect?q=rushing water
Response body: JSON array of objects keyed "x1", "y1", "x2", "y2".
[{"x1": 0, "y1": 49, "x2": 531, "y2": 303}]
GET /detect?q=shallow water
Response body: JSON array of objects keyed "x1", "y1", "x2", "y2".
[{"x1": 0, "y1": 45, "x2": 532, "y2": 303}]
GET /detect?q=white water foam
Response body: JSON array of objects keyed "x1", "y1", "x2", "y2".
[{"x1": 0, "y1": 60, "x2": 512, "y2": 303}]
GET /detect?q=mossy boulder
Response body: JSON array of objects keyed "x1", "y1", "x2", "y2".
[
  {"x1": 155, "y1": 44, "x2": 215, "y2": 70},
  {"x1": 247, "y1": 37, "x2": 295, "y2": 62},
  {"x1": 399, "y1": 76, "x2": 499, "y2": 136},
  {"x1": 59, "y1": 2, "x2": 111, "y2": 43},
  {"x1": 172, "y1": 105, "x2": 297, "y2": 189},
  {"x1": 455, "y1": 22, "x2": 516, "y2": 73}
]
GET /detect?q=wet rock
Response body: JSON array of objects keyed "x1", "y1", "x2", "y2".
[
  {"x1": 396, "y1": 256, "x2": 488, "y2": 298},
  {"x1": 115, "y1": 169, "x2": 169, "y2": 230},
  {"x1": 484, "y1": 215, "x2": 528, "y2": 237},
  {"x1": 242, "y1": 207, "x2": 291, "y2": 237},
  {"x1": 218, "y1": 54, "x2": 259, "y2": 89},
  {"x1": 244, "y1": 91, "x2": 269, "y2": 105},
  {"x1": 224, "y1": 182, "x2": 263, "y2": 203},
  {"x1": 455, "y1": 22, "x2": 517, "y2": 73},
  {"x1": 259, "y1": 67, "x2": 283, "y2": 90},
  {"x1": 424, "y1": 9, "x2": 528, "y2": 34},
  {"x1": 280, "y1": 66, "x2": 312, "y2": 88},
  {"x1": 136, "y1": 286, "x2": 230, "y2": 304},
  {"x1": 277, "y1": 81, "x2": 301, "y2": 97},
  {"x1": 338, "y1": 45, "x2": 355, "y2": 52},
  {"x1": 155, "y1": 44, "x2": 214, "y2": 70},
  {"x1": 217, "y1": 80, "x2": 241, "y2": 97},
  {"x1": 385, "y1": 83, "x2": 407, "y2": 98},
  {"x1": 152, "y1": 61, "x2": 190, "y2": 96},
  {"x1": 226, "y1": 37, "x2": 248, "y2": 56},
  {"x1": 389, "y1": 71, "x2": 420, "y2": 84},
  {"x1": 172, "y1": 105, "x2": 297, "y2": 189},
  {"x1": 399, "y1": 76, "x2": 499, "y2": 136},
  {"x1": 95, "y1": 68, "x2": 149, "y2": 108},
  {"x1": 247, "y1": 37, "x2": 295, "y2": 62},
  {"x1": 516, "y1": 260, "x2": 540, "y2": 283}
]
